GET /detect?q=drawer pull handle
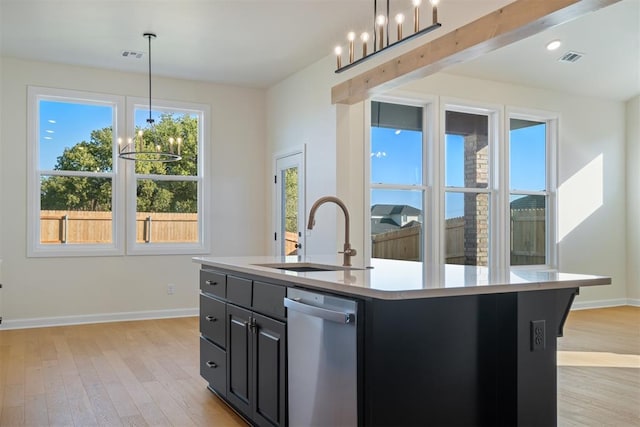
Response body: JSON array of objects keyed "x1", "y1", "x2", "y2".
[
  {"x1": 205, "y1": 315, "x2": 217, "y2": 322},
  {"x1": 205, "y1": 280, "x2": 218, "y2": 286},
  {"x1": 206, "y1": 361, "x2": 217, "y2": 369}
]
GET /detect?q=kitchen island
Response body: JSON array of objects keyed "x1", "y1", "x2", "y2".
[{"x1": 194, "y1": 255, "x2": 610, "y2": 427}]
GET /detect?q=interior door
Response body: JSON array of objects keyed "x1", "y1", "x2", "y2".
[{"x1": 274, "y1": 152, "x2": 305, "y2": 256}]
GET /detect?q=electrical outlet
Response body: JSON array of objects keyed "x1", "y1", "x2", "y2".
[
  {"x1": 530, "y1": 320, "x2": 546, "y2": 351},
  {"x1": 167, "y1": 284, "x2": 176, "y2": 295}
]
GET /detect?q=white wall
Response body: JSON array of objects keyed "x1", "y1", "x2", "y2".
[
  {"x1": 266, "y1": 55, "x2": 340, "y2": 256},
  {"x1": 626, "y1": 95, "x2": 640, "y2": 303},
  {"x1": 0, "y1": 57, "x2": 267, "y2": 327}
]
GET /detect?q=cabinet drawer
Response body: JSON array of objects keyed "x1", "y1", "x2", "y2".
[
  {"x1": 253, "y1": 281, "x2": 286, "y2": 318},
  {"x1": 227, "y1": 275, "x2": 252, "y2": 307},
  {"x1": 200, "y1": 294, "x2": 226, "y2": 348},
  {"x1": 200, "y1": 270, "x2": 226, "y2": 298},
  {"x1": 200, "y1": 337, "x2": 227, "y2": 397}
]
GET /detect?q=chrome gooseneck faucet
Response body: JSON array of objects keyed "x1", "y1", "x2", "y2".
[{"x1": 307, "y1": 196, "x2": 357, "y2": 267}]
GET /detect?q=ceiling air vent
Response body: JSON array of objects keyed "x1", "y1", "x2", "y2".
[
  {"x1": 121, "y1": 51, "x2": 144, "y2": 59},
  {"x1": 558, "y1": 51, "x2": 584, "y2": 63}
]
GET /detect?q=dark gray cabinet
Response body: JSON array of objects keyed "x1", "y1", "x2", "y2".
[{"x1": 199, "y1": 268, "x2": 286, "y2": 427}]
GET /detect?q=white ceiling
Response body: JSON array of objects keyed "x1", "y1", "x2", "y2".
[
  {"x1": 444, "y1": 0, "x2": 640, "y2": 101},
  {"x1": 1, "y1": 0, "x2": 638, "y2": 99}
]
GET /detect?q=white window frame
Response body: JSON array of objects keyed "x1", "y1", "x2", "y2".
[
  {"x1": 365, "y1": 96, "x2": 558, "y2": 271},
  {"x1": 124, "y1": 97, "x2": 210, "y2": 255},
  {"x1": 440, "y1": 99, "x2": 502, "y2": 271},
  {"x1": 27, "y1": 86, "x2": 125, "y2": 257},
  {"x1": 505, "y1": 107, "x2": 558, "y2": 270},
  {"x1": 364, "y1": 93, "x2": 436, "y2": 263},
  {"x1": 27, "y1": 87, "x2": 211, "y2": 257}
]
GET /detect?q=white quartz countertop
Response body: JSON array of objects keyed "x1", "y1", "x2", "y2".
[{"x1": 193, "y1": 255, "x2": 611, "y2": 300}]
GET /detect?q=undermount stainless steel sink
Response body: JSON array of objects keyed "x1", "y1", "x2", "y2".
[{"x1": 253, "y1": 262, "x2": 365, "y2": 272}]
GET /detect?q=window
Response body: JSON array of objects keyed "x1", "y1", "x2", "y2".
[
  {"x1": 367, "y1": 98, "x2": 557, "y2": 269},
  {"x1": 126, "y1": 98, "x2": 209, "y2": 255},
  {"x1": 370, "y1": 100, "x2": 426, "y2": 262},
  {"x1": 444, "y1": 108, "x2": 494, "y2": 267},
  {"x1": 28, "y1": 87, "x2": 124, "y2": 256},
  {"x1": 28, "y1": 87, "x2": 209, "y2": 257},
  {"x1": 509, "y1": 115, "x2": 555, "y2": 266}
]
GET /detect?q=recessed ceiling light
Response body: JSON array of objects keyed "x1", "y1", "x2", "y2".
[
  {"x1": 546, "y1": 40, "x2": 562, "y2": 51},
  {"x1": 48, "y1": 119, "x2": 56, "y2": 123}
]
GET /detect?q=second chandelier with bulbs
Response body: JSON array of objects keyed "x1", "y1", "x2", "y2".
[{"x1": 335, "y1": 0, "x2": 442, "y2": 73}]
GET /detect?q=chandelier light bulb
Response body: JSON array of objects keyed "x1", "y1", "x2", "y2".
[
  {"x1": 376, "y1": 14, "x2": 386, "y2": 50},
  {"x1": 395, "y1": 13, "x2": 405, "y2": 40},
  {"x1": 335, "y1": 45, "x2": 343, "y2": 69},
  {"x1": 430, "y1": 0, "x2": 440, "y2": 24},
  {"x1": 413, "y1": 0, "x2": 421, "y2": 32},
  {"x1": 347, "y1": 31, "x2": 356, "y2": 63},
  {"x1": 361, "y1": 32, "x2": 370, "y2": 57}
]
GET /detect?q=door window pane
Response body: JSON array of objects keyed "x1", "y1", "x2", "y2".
[
  {"x1": 282, "y1": 166, "x2": 299, "y2": 255},
  {"x1": 445, "y1": 111, "x2": 489, "y2": 189},
  {"x1": 371, "y1": 189, "x2": 423, "y2": 261},
  {"x1": 510, "y1": 119, "x2": 546, "y2": 191},
  {"x1": 445, "y1": 192, "x2": 489, "y2": 266},
  {"x1": 136, "y1": 179, "x2": 198, "y2": 243},
  {"x1": 510, "y1": 195, "x2": 546, "y2": 265}
]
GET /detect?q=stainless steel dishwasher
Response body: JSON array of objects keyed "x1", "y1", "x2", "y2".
[{"x1": 284, "y1": 287, "x2": 358, "y2": 427}]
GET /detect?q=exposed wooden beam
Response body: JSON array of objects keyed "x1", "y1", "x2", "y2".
[{"x1": 331, "y1": 0, "x2": 621, "y2": 105}]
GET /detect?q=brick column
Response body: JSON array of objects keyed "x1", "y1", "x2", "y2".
[{"x1": 464, "y1": 134, "x2": 489, "y2": 266}]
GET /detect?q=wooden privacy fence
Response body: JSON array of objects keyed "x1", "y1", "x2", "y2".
[
  {"x1": 510, "y1": 208, "x2": 546, "y2": 265},
  {"x1": 371, "y1": 208, "x2": 545, "y2": 264},
  {"x1": 40, "y1": 210, "x2": 198, "y2": 244},
  {"x1": 371, "y1": 225, "x2": 422, "y2": 261}
]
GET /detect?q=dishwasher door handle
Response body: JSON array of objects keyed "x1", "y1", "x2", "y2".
[{"x1": 284, "y1": 297, "x2": 354, "y2": 324}]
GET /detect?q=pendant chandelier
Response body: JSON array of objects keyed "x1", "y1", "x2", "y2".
[
  {"x1": 334, "y1": 0, "x2": 442, "y2": 73},
  {"x1": 119, "y1": 33, "x2": 182, "y2": 162}
]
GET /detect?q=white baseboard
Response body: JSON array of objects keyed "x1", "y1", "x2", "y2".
[
  {"x1": 570, "y1": 298, "x2": 633, "y2": 310},
  {"x1": 627, "y1": 298, "x2": 640, "y2": 307},
  {"x1": 0, "y1": 307, "x2": 198, "y2": 330}
]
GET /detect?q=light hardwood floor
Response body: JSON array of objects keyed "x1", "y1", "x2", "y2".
[{"x1": 0, "y1": 306, "x2": 638, "y2": 426}]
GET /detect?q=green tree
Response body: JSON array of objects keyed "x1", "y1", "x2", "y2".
[
  {"x1": 40, "y1": 113, "x2": 199, "y2": 213},
  {"x1": 284, "y1": 167, "x2": 298, "y2": 233},
  {"x1": 40, "y1": 127, "x2": 114, "y2": 210}
]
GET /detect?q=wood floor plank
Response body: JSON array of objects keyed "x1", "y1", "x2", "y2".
[{"x1": 24, "y1": 393, "x2": 48, "y2": 427}]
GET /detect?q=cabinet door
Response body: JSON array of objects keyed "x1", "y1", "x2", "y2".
[
  {"x1": 252, "y1": 313, "x2": 286, "y2": 427},
  {"x1": 226, "y1": 304, "x2": 252, "y2": 415}
]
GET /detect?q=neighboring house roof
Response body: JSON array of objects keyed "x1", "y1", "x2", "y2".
[
  {"x1": 371, "y1": 204, "x2": 422, "y2": 217},
  {"x1": 510, "y1": 195, "x2": 545, "y2": 210},
  {"x1": 371, "y1": 217, "x2": 400, "y2": 235}
]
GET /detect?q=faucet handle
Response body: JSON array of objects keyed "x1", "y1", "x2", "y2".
[{"x1": 339, "y1": 248, "x2": 357, "y2": 256}]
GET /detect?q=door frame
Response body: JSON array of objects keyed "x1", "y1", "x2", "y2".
[{"x1": 273, "y1": 146, "x2": 306, "y2": 256}]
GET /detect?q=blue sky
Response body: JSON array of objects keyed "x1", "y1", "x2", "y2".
[
  {"x1": 39, "y1": 101, "x2": 113, "y2": 170},
  {"x1": 39, "y1": 101, "x2": 169, "y2": 170},
  {"x1": 371, "y1": 123, "x2": 546, "y2": 218}
]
